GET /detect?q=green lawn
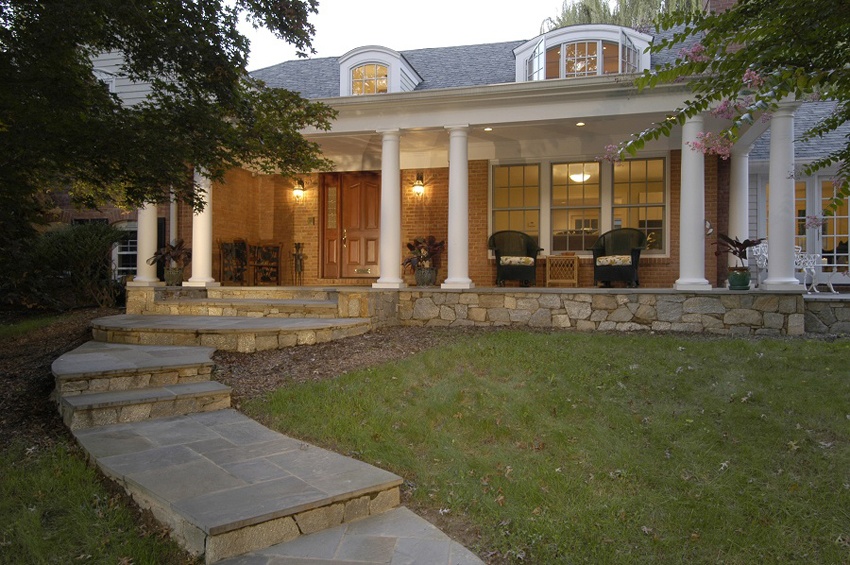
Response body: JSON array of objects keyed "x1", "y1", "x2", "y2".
[
  {"x1": 0, "y1": 442, "x2": 195, "y2": 564},
  {"x1": 245, "y1": 330, "x2": 850, "y2": 564}
]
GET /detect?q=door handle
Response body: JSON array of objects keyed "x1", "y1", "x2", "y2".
[{"x1": 342, "y1": 229, "x2": 347, "y2": 248}]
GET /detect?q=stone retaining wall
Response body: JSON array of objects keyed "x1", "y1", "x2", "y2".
[
  {"x1": 803, "y1": 297, "x2": 850, "y2": 334},
  {"x1": 126, "y1": 286, "x2": 829, "y2": 336},
  {"x1": 391, "y1": 289, "x2": 805, "y2": 336}
]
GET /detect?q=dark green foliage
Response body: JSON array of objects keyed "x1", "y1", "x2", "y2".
[
  {"x1": 621, "y1": 0, "x2": 850, "y2": 210},
  {"x1": 0, "y1": 0, "x2": 336, "y2": 223},
  {"x1": 4, "y1": 223, "x2": 128, "y2": 310}
]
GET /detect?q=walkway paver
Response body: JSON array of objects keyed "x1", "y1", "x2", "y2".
[
  {"x1": 218, "y1": 506, "x2": 483, "y2": 565},
  {"x1": 74, "y1": 410, "x2": 404, "y2": 563}
]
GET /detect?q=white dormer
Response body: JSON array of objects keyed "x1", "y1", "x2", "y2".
[
  {"x1": 513, "y1": 25, "x2": 652, "y2": 82},
  {"x1": 338, "y1": 46, "x2": 423, "y2": 97}
]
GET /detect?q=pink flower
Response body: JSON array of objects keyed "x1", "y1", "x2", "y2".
[
  {"x1": 687, "y1": 131, "x2": 733, "y2": 160},
  {"x1": 598, "y1": 144, "x2": 623, "y2": 163},
  {"x1": 679, "y1": 42, "x2": 710, "y2": 63},
  {"x1": 742, "y1": 69, "x2": 764, "y2": 88}
]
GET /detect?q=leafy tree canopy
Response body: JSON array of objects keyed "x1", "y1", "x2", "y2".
[
  {"x1": 543, "y1": 0, "x2": 701, "y2": 32},
  {"x1": 622, "y1": 0, "x2": 850, "y2": 212},
  {"x1": 0, "y1": 0, "x2": 336, "y2": 217}
]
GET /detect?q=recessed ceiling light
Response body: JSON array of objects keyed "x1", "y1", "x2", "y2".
[
  {"x1": 484, "y1": 127, "x2": 493, "y2": 132},
  {"x1": 576, "y1": 122, "x2": 586, "y2": 127}
]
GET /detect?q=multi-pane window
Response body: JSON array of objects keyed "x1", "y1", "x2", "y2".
[
  {"x1": 527, "y1": 36, "x2": 643, "y2": 81},
  {"x1": 527, "y1": 41, "x2": 545, "y2": 81},
  {"x1": 613, "y1": 158, "x2": 666, "y2": 250},
  {"x1": 565, "y1": 41, "x2": 598, "y2": 77},
  {"x1": 820, "y1": 180, "x2": 848, "y2": 265},
  {"x1": 551, "y1": 162, "x2": 601, "y2": 252},
  {"x1": 493, "y1": 164, "x2": 540, "y2": 238},
  {"x1": 621, "y1": 35, "x2": 640, "y2": 74},
  {"x1": 351, "y1": 64, "x2": 388, "y2": 95}
]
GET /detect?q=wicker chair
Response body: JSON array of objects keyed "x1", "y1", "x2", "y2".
[
  {"x1": 487, "y1": 230, "x2": 543, "y2": 287},
  {"x1": 591, "y1": 228, "x2": 647, "y2": 287}
]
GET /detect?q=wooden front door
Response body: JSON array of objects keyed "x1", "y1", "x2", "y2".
[{"x1": 321, "y1": 172, "x2": 381, "y2": 279}]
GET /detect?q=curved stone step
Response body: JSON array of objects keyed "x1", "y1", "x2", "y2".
[
  {"x1": 149, "y1": 297, "x2": 339, "y2": 318},
  {"x1": 91, "y1": 315, "x2": 372, "y2": 352},
  {"x1": 52, "y1": 342, "x2": 215, "y2": 398},
  {"x1": 61, "y1": 381, "x2": 231, "y2": 430}
]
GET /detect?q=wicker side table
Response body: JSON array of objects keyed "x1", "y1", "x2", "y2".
[{"x1": 545, "y1": 254, "x2": 579, "y2": 287}]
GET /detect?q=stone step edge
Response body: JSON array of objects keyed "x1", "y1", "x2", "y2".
[
  {"x1": 54, "y1": 360, "x2": 215, "y2": 383},
  {"x1": 91, "y1": 317, "x2": 372, "y2": 334},
  {"x1": 55, "y1": 363, "x2": 214, "y2": 399},
  {"x1": 109, "y1": 471, "x2": 402, "y2": 564},
  {"x1": 154, "y1": 298, "x2": 338, "y2": 308},
  {"x1": 61, "y1": 382, "x2": 231, "y2": 430},
  {"x1": 92, "y1": 319, "x2": 372, "y2": 352},
  {"x1": 61, "y1": 381, "x2": 231, "y2": 411}
]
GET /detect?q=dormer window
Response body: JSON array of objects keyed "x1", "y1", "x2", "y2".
[
  {"x1": 339, "y1": 46, "x2": 422, "y2": 97},
  {"x1": 515, "y1": 25, "x2": 651, "y2": 83},
  {"x1": 351, "y1": 63, "x2": 388, "y2": 95}
]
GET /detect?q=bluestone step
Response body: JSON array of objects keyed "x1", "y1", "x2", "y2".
[
  {"x1": 52, "y1": 341, "x2": 215, "y2": 397},
  {"x1": 90, "y1": 314, "x2": 372, "y2": 352},
  {"x1": 60, "y1": 381, "x2": 231, "y2": 430},
  {"x1": 73, "y1": 410, "x2": 403, "y2": 563}
]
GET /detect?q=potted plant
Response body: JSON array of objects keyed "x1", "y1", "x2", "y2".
[
  {"x1": 402, "y1": 235, "x2": 445, "y2": 287},
  {"x1": 714, "y1": 233, "x2": 764, "y2": 290},
  {"x1": 147, "y1": 239, "x2": 192, "y2": 286}
]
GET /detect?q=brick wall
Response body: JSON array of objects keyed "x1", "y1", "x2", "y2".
[{"x1": 205, "y1": 149, "x2": 724, "y2": 289}]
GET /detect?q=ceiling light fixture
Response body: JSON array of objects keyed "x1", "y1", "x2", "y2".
[{"x1": 569, "y1": 173, "x2": 591, "y2": 183}]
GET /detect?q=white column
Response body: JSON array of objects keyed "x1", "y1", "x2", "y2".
[
  {"x1": 373, "y1": 130, "x2": 405, "y2": 289},
  {"x1": 728, "y1": 151, "x2": 750, "y2": 267},
  {"x1": 761, "y1": 104, "x2": 801, "y2": 290},
  {"x1": 675, "y1": 115, "x2": 711, "y2": 290},
  {"x1": 185, "y1": 172, "x2": 220, "y2": 287},
  {"x1": 169, "y1": 189, "x2": 179, "y2": 245},
  {"x1": 442, "y1": 125, "x2": 474, "y2": 289},
  {"x1": 127, "y1": 202, "x2": 161, "y2": 286}
]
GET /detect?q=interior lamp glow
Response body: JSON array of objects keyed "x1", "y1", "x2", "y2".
[
  {"x1": 569, "y1": 172, "x2": 591, "y2": 183},
  {"x1": 412, "y1": 173, "x2": 425, "y2": 196}
]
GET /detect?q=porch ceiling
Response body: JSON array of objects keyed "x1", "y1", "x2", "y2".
[
  {"x1": 313, "y1": 112, "x2": 681, "y2": 170},
  {"x1": 305, "y1": 77, "x2": 769, "y2": 171}
]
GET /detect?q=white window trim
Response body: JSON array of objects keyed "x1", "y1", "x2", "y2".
[
  {"x1": 338, "y1": 46, "x2": 422, "y2": 96},
  {"x1": 514, "y1": 24, "x2": 652, "y2": 82}
]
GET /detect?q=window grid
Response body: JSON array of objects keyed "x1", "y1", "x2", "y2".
[
  {"x1": 492, "y1": 164, "x2": 540, "y2": 237},
  {"x1": 612, "y1": 158, "x2": 666, "y2": 251},
  {"x1": 621, "y1": 34, "x2": 640, "y2": 74},
  {"x1": 565, "y1": 41, "x2": 598, "y2": 78},
  {"x1": 551, "y1": 162, "x2": 601, "y2": 252},
  {"x1": 351, "y1": 64, "x2": 388, "y2": 95}
]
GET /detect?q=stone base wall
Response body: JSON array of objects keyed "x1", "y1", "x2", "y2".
[
  {"x1": 804, "y1": 298, "x2": 850, "y2": 334},
  {"x1": 126, "y1": 286, "x2": 828, "y2": 336},
  {"x1": 393, "y1": 289, "x2": 806, "y2": 336}
]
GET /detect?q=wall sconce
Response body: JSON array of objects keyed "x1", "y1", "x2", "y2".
[
  {"x1": 293, "y1": 180, "x2": 305, "y2": 203},
  {"x1": 412, "y1": 173, "x2": 425, "y2": 197}
]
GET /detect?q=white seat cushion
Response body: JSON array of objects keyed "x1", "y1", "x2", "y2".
[
  {"x1": 596, "y1": 255, "x2": 632, "y2": 266},
  {"x1": 500, "y1": 256, "x2": 535, "y2": 266}
]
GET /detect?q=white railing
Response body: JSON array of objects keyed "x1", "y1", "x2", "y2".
[{"x1": 746, "y1": 241, "x2": 843, "y2": 293}]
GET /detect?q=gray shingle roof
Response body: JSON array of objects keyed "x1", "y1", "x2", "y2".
[
  {"x1": 750, "y1": 101, "x2": 850, "y2": 161},
  {"x1": 250, "y1": 41, "x2": 525, "y2": 98},
  {"x1": 248, "y1": 30, "x2": 687, "y2": 99}
]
